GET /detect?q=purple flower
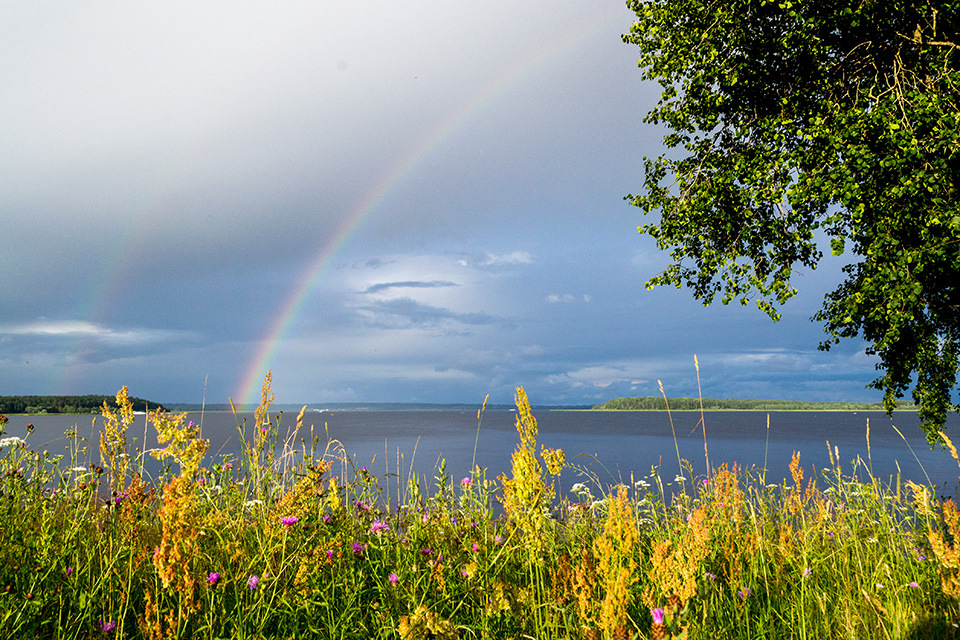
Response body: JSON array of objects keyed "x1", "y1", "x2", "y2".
[
  {"x1": 908, "y1": 581, "x2": 920, "y2": 589},
  {"x1": 388, "y1": 572, "x2": 399, "y2": 584},
  {"x1": 98, "y1": 620, "x2": 116, "y2": 633},
  {"x1": 494, "y1": 535, "x2": 504, "y2": 544},
  {"x1": 280, "y1": 515, "x2": 298, "y2": 526},
  {"x1": 327, "y1": 550, "x2": 334, "y2": 559},
  {"x1": 207, "y1": 572, "x2": 220, "y2": 585},
  {"x1": 65, "y1": 567, "x2": 73, "y2": 576},
  {"x1": 802, "y1": 567, "x2": 812, "y2": 579},
  {"x1": 737, "y1": 587, "x2": 752, "y2": 601},
  {"x1": 651, "y1": 608, "x2": 665, "y2": 625},
  {"x1": 461, "y1": 477, "x2": 472, "y2": 486},
  {"x1": 704, "y1": 572, "x2": 716, "y2": 582},
  {"x1": 352, "y1": 542, "x2": 367, "y2": 558},
  {"x1": 370, "y1": 519, "x2": 388, "y2": 534},
  {"x1": 472, "y1": 543, "x2": 480, "y2": 552},
  {"x1": 247, "y1": 575, "x2": 259, "y2": 590},
  {"x1": 419, "y1": 547, "x2": 434, "y2": 557}
]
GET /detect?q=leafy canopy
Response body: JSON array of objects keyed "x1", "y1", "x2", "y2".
[{"x1": 623, "y1": 0, "x2": 960, "y2": 443}]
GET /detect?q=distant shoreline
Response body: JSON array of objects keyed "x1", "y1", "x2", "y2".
[{"x1": 591, "y1": 396, "x2": 914, "y2": 412}]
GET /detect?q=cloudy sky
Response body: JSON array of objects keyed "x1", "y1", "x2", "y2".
[{"x1": 0, "y1": 1, "x2": 880, "y2": 407}]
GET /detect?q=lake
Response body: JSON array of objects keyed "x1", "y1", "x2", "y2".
[{"x1": 4, "y1": 409, "x2": 959, "y2": 498}]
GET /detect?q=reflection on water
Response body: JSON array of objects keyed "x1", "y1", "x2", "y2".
[{"x1": 4, "y1": 409, "x2": 959, "y2": 496}]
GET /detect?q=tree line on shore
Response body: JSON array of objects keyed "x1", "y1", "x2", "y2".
[
  {"x1": 0, "y1": 394, "x2": 165, "y2": 415},
  {"x1": 593, "y1": 396, "x2": 916, "y2": 412}
]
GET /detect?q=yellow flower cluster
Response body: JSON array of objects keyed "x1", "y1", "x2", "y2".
[
  {"x1": 150, "y1": 410, "x2": 208, "y2": 481},
  {"x1": 498, "y1": 387, "x2": 550, "y2": 554},
  {"x1": 99, "y1": 386, "x2": 135, "y2": 495},
  {"x1": 643, "y1": 504, "x2": 710, "y2": 611},
  {"x1": 595, "y1": 486, "x2": 638, "y2": 640},
  {"x1": 397, "y1": 605, "x2": 459, "y2": 640}
]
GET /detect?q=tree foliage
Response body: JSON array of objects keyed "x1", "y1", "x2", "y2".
[
  {"x1": 0, "y1": 395, "x2": 164, "y2": 415},
  {"x1": 624, "y1": 0, "x2": 960, "y2": 442}
]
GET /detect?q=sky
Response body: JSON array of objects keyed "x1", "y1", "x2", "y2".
[{"x1": 0, "y1": 1, "x2": 882, "y2": 408}]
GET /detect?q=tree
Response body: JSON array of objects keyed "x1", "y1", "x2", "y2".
[{"x1": 623, "y1": 0, "x2": 960, "y2": 443}]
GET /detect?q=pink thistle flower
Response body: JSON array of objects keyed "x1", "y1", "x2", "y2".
[
  {"x1": 388, "y1": 572, "x2": 399, "y2": 584},
  {"x1": 370, "y1": 519, "x2": 388, "y2": 534},
  {"x1": 98, "y1": 620, "x2": 116, "y2": 633},
  {"x1": 461, "y1": 477, "x2": 472, "y2": 486},
  {"x1": 352, "y1": 542, "x2": 366, "y2": 558},
  {"x1": 280, "y1": 515, "x2": 298, "y2": 526},
  {"x1": 207, "y1": 572, "x2": 220, "y2": 585},
  {"x1": 247, "y1": 575, "x2": 259, "y2": 590},
  {"x1": 651, "y1": 608, "x2": 665, "y2": 625}
]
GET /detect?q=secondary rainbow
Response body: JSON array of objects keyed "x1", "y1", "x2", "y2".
[{"x1": 235, "y1": 8, "x2": 623, "y2": 406}]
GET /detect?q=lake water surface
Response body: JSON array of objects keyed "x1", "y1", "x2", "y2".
[{"x1": 4, "y1": 409, "x2": 959, "y2": 496}]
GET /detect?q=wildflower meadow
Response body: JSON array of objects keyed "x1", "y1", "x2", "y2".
[{"x1": 1, "y1": 375, "x2": 959, "y2": 639}]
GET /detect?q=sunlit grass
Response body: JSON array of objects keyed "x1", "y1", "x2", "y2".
[{"x1": 0, "y1": 378, "x2": 957, "y2": 639}]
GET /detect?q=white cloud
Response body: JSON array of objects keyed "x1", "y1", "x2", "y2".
[
  {"x1": 546, "y1": 293, "x2": 591, "y2": 303},
  {"x1": 0, "y1": 320, "x2": 195, "y2": 345},
  {"x1": 458, "y1": 252, "x2": 533, "y2": 267}
]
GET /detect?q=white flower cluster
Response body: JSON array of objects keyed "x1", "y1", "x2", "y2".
[
  {"x1": 0, "y1": 436, "x2": 25, "y2": 448},
  {"x1": 569, "y1": 482, "x2": 595, "y2": 502}
]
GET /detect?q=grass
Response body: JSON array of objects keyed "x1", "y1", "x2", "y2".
[{"x1": 0, "y1": 376, "x2": 958, "y2": 639}]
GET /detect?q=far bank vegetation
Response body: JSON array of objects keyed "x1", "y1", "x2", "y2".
[{"x1": 593, "y1": 397, "x2": 915, "y2": 411}]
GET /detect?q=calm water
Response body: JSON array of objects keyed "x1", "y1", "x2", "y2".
[{"x1": 5, "y1": 409, "x2": 960, "y2": 496}]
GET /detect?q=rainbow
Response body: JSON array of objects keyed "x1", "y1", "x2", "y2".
[{"x1": 234, "y1": 7, "x2": 623, "y2": 406}]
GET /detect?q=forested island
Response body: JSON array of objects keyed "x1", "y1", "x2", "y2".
[
  {"x1": 0, "y1": 395, "x2": 165, "y2": 415},
  {"x1": 593, "y1": 396, "x2": 915, "y2": 411}
]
